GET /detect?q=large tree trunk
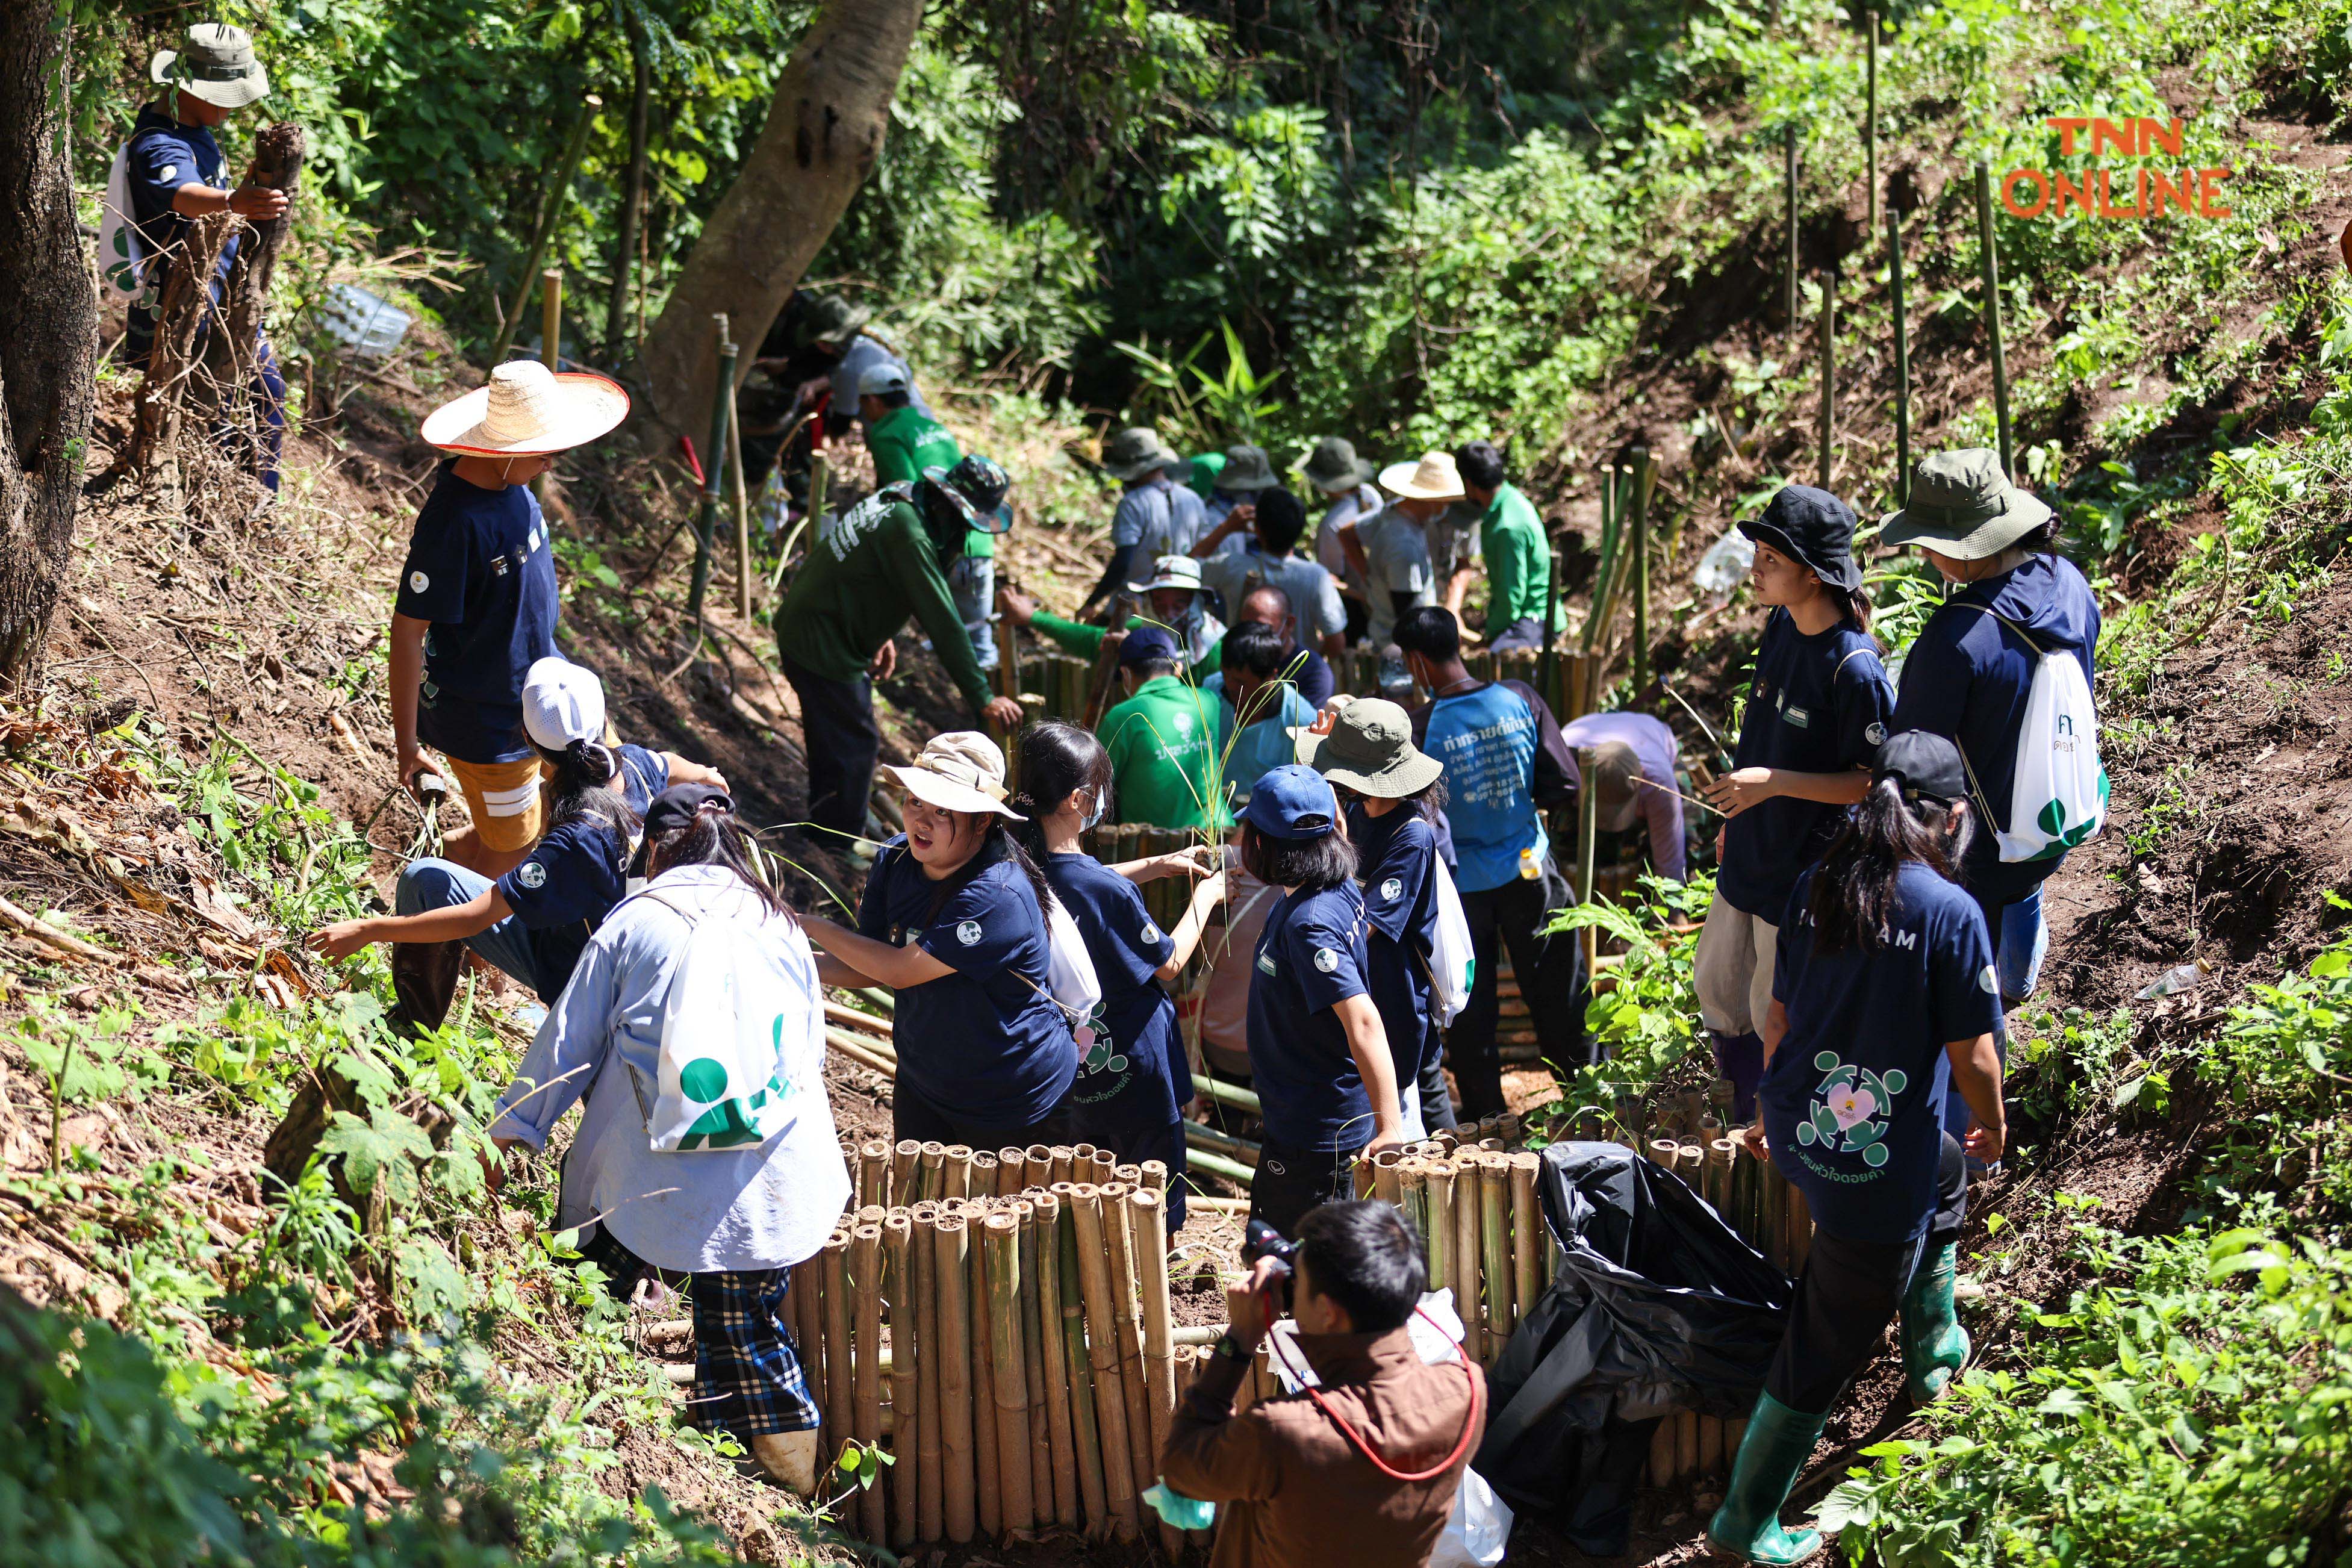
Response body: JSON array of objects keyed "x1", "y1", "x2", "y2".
[
  {"x1": 0, "y1": 0, "x2": 98, "y2": 691},
  {"x1": 606, "y1": 7, "x2": 652, "y2": 360},
  {"x1": 632, "y1": 0, "x2": 921, "y2": 440}
]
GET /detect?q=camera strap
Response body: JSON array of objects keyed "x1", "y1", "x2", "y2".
[{"x1": 1264, "y1": 1307, "x2": 1484, "y2": 1483}]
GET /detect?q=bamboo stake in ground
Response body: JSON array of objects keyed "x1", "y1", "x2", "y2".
[
  {"x1": 823, "y1": 1228, "x2": 854, "y2": 1468},
  {"x1": 1818, "y1": 267, "x2": 1836, "y2": 490},
  {"x1": 912, "y1": 1203, "x2": 947, "y2": 1540},
  {"x1": 1425, "y1": 1162, "x2": 1456, "y2": 1295},
  {"x1": 1865, "y1": 9, "x2": 1880, "y2": 238},
  {"x1": 1889, "y1": 199, "x2": 1912, "y2": 506},
  {"x1": 935, "y1": 1209, "x2": 978, "y2": 1542},
  {"x1": 1032, "y1": 1192, "x2": 1080, "y2": 1526},
  {"x1": 1053, "y1": 1185, "x2": 1109, "y2": 1530},
  {"x1": 964, "y1": 1201, "x2": 1002, "y2": 1537},
  {"x1": 859, "y1": 1140, "x2": 889, "y2": 1209},
  {"x1": 1510, "y1": 1153, "x2": 1543, "y2": 1322},
  {"x1": 1479, "y1": 1155, "x2": 1515, "y2": 1346},
  {"x1": 1649, "y1": 1414, "x2": 1675, "y2": 1486},
  {"x1": 984, "y1": 1214, "x2": 1036, "y2": 1534},
  {"x1": 885, "y1": 1211, "x2": 919, "y2": 1548},
  {"x1": 1454, "y1": 1154, "x2": 1486, "y2": 1361},
  {"x1": 1070, "y1": 1186, "x2": 1141, "y2": 1536},
  {"x1": 1015, "y1": 1202, "x2": 1053, "y2": 1524},
  {"x1": 852, "y1": 1222, "x2": 887, "y2": 1543},
  {"x1": 946, "y1": 1145, "x2": 975, "y2": 1199},
  {"x1": 1974, "y1": 160, "x2": 2015, "y2": 478},
  {"x1": 893, "y1": 1139, "x2": 921, "y2": 1204},
  {"x1": 1103, "y1": 1185, "x2": 1157, "y2": 1508},
  {"x1": 1130, "y1": 1187, "x2": 1181, "y2": 1557},
  {"x1": 920, "y1": 1141, "x2": 946, "y2": 1202},
  {"x1": 1783, "y1": 124, "x2": 1800, "y2": 330}
]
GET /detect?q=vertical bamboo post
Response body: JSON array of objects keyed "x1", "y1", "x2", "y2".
[
  {"x1": 1974, "y1": 161, "x2": 2014, "y2": 478},
  {"x1": 1087, "y1": 1148, "x2": 1117, "y2": 1186},
  {"x1": 1510, "y1": 1153, "x2": 1543, "y2": 1320},
  {"x1": 1865, "y1": 10, "x2": 1880, "y2": 238},
  {"x1": 1372, "y1": 1149, "x2": 1404, "y2": 1207},
  {"x1": 1629, "y1": 447, "x2": 1655, "y2": 698},
  {"x1": 984, "y1": 1213, "x2": 1036, "y2": 1534},
  {"x1": 1014, "y1": 1200, "x2": 1053, "y2": 1525},
  {"x1": 1053, "y1": 1186, "x2": 1110, "y2": 1530},
  {"x1": 490, "y1": 95, "x2": 600, "y2": 364},
  {"x1": 885, "y1": 1211, "x2": 919, "y2": 1548},
  {"x1": 894, "y1": 1139, "x2": 921, "y2": 1204},
  {"x1": 1889, "y1": 201, "x2": 1912, "y2": 506},
  {"x1": 1131, "y1": 1187, "x2": 1181, "y2": 1557},
  {"x1": 920, "y1": 1141, "x2": 946, "y2": 1202},
  {"x1": 1649, "y1": 1417, "x2": 1675, "y2": 1486},
  {"x1": 912, "y1": 1204, "x2": 945, "y2": 1541},
  {"x1": 1575, "y1": 746, "x2": 1602, "y2": 982},
  {"x1": 1677, "y1": 1408, "x2": 1700, "y2": 1481},
  {"x1": 965, "y1": 1201, "x2": 1002, "y2": 1537},
  {"x1": 1454, "y1": 1154, "x2": 1486, "y2": 1362},
  {"x1": 791, "y1": 1266, "x2": 826, "y2": 1457},
  {"x1": 853, "y1": 1222, "x2": 887, "y2": 1543},
  {"x1": 1479, "y1": 1155, "x2": 1514, "y2": 1346},
  {"x1": 1783, "y1": 124, "x2": 1800, "y2": 329},
  {"x1": 1001, "y1": 1146, "x2": 1028, "y2": 1195},
  {"x1": 1710, "y1": 1139, "x2": 1738, "y2": 1218},
  {"x1": 687, "y1": 315, "x2": 736, "y2": 625},
  {"x1": 1536, "y1": 539, "x2": 1561, "y2": 714},
  {"x1": 1071, "y1": 1186, "x2": 1140, "y2": 1536},
  {"x1": 1103, "y1": 1186, "x2": 1156, "y2": 1508},
  {"x1": 731, "y1": 383, "x2": 754, "y2": 621},
  {"x1": 1818, "y1": 267, "x2": 1836, "y2": 490},
  {"x1": 823, "y1": 1228, "x2": 854, "y2": 1466},
  {"x1": 945, "y1": 1145, "x2": 975, "y2": 1199},
  {"x1": 1424, "y1": 1162, "x2": 1455, "y2": 1295},
  {"x1": 1051, "y1": 1146, "x2": 1077, "y2": 1187},
  {"x1": 934, "y1": 1209, "x2": 977, "y2": 1542},
  {"x1": 1032, "y1": 1193, "x2": 1080, "y2": 1527},
  {"x1": 1139, "y1": 1159, "x2": 1168, "y2": 1195},
  {"x1": 860, "y1": 1140, "x2": 890, "y2": 1210}
]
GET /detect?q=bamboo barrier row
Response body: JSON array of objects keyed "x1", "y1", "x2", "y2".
[
  {"x1": 790, "y1": 1143, "x2": 1188, "y2": 1551},
  {"x1": 1346, "y1": 1120, "x2": 1549, "y2": 1369}
]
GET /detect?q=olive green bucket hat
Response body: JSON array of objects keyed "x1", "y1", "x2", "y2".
[
  {"x1": 804, "y1": 293, "x2": 873, "y2": 351},
  {"x1": 1879, "y1": 449, "x2": 2055, "y2": 561},
  {"x1": 1296, "y1": 697, "x2": 1443, "y2": 798},
  {"x1": 1300, "y1": 435, "x2": 1375, "y2": 492},
  {"x1": 151, "y1": 23, "x2": 270, "y2": 110},
  {"x1": 1103, "y1": 425, "x2": 1181, "y2": 482},
  {"x1": 1218, "y1": 443, "x2": 1280, "y2": 492}
]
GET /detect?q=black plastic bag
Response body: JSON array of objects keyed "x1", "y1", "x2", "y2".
[{"x1": 1471, "y1": 1140, "x2": 1791, "y2": 1555}]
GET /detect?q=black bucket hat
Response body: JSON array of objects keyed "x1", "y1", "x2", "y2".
[{"x1": 1737, "y1": 485, "x2": 1863, "y2": 593}]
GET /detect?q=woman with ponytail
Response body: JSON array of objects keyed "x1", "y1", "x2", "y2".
[
  {"x1": 1694, "y1": 485, "x2": 1894, "y2": 1124},
  {"x1": 310, "y1": 658, "x2": 723, "y2": 1030},
  {"x1": 1009, "y1": 720, "x2": 1224, "y2": 1227},
  {"x1": 800, "y1": 730, "x2": 1085, "y2": 1148},
  {"x1": 1708, "y1": 732, "x2": 2006, "y2": 1566}
]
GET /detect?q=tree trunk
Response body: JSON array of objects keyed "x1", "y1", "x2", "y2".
[
  {"x1": 606, "y1": 7, "x2": 652, "y2": 359},
  {"x1": 632, "y1": 0, "x2": 921, "y2": 440},
  {"x1": 222, "y1": 121, "x2": 305, "y2": 352},
  {"x1": 0, "y1": 0, "x2": 98, "y2": 691}
]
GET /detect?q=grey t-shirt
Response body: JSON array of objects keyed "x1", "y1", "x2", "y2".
[
  {"x1": 1360, "y1": 505, "x2": 1436, "y2": 649},
  {"x1": 1200, "y1": 543, "x2": 1348, "y2": 646},
  {"x1": 1112, "y1": 473, "x2": 1208, "y2": 559},
  {"x1": 1316, "y1": 483, "x2": 1384, "y2": 595}
]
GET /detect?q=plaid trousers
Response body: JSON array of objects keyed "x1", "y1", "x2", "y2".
[{"x1": 577, "y1": 1228, "x2": 817, "y2": 1439}]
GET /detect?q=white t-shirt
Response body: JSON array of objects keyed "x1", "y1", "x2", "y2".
[{"x1": 1359, "y1": 505, "x2": 1436, "y2": 649}]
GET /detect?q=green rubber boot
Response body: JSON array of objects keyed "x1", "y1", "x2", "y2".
[
  {"x1": 1705, "y1": 1392, "x2": 1826, "y2": 1565},
  {"x1": 1901, "y1": 1241, "x2": 1970, "y2": 1403}
]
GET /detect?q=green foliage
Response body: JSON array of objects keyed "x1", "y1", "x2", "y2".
[
  {"x1": 2008, "y1": 1006, "x2": 2141, "y2": 1126},
  {"x1": 1820, "y1": 1219, "x2": 2352, "y2": 1567},
  {"x1": 14, "y1": 998, "x2": 166, "y2": 1109},
  {"x1": 1540, "y1": 873, "x2": 1714, "y2": 1139}
]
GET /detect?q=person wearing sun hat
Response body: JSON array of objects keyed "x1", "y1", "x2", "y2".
[
  {"x1": 1197, "y1": 441, "x2": 1283, "y2": 534},
  {"x1": 800, "y1": 731, "x2": 1087, "y2": 1148},
  {"x1": 1299, "y1": 697, "x2": 1457, "y2": 1136},
  {"x1": 774, "y1": 454, "x2": 1025, "y2": 847},
  {"x1": 1094, "y1": 625, "x2": 1231, "y2": 832},
  {"x1": 119, "y1": 23, "x2": 291, "y2": 487},
  {"x1": 1358, "y1": 451, "x2": 1465, "y2": 650},
  {"x1": 1302, "y1": 436, "x2": 1384, "y2": 644},
  {"x1": 860, "y1": 362, "x2": 999, "y2": 677},
  {"x1": 386, "y1": 361, "x2": 631, "y2": 880},
  {"x1": 1003, "y1": 553, "x2": 1227, "y2": 685},
  {"x1": 1234, "y1": 762, "x2": 1408, "y2": 1234},
  {"x1": 1081, "y1": 426, "x2": 1209, "y2": 618}
]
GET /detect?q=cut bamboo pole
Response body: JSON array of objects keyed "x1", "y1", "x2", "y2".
[
  {"x1": 1372, "y1": 1149, "x2": 1404, "y2": 1207},
  {"x1": 1424, "y1": 1162, "x2": 1456, "y2": 1295},
  {"x1": 1865, "y1": 10, "x2": 1880, "y2": 235},
  {"x1": 1398, "y1": 1160, "x2": 1429, "y2": 1248},
  {"x1": 885, "y1": 1211, "x2": 919, "y2": 1548},
  {"x1": 1974, "y1": 161, "x2": 2015, "y2": 478},
  {"x1": 1015, "y1": 1201, "x2": 1052, "y2": 1525},
  {"x1": 1051, "y1": 1146, "x2": 1077, "y2": 1186},
  {"x1": 1087, "y1": 1148, "x2": 1116, "y2": 1185},
  {"x1": 1649, "y1": 1415, "x2": 1675, "y2": 1486},
  {"x1": 1131, "y1": 1187, "x2": 1181, "y2": 1557},
  {"x1": 1027, "y1": 1144, "x2": 1056, "y2": 1188},
  {"x1": 1455, "y1": 1154, "x2": 1487, "y2": 1361},
  {"x1": 1479, "y1": 1156, "x2": 1515, "y2": 1345},
  {"x1": 1139, "y1": 1159, "x2": 1168, "y2": 1194},
  {"x1": 1053, "y1": 1186, "x2": 1110, "y2": 1531},
  {"x1": 1890, "y1": 200, "x2": 1912, "y2": 506},
  {"x1": 934, "y1": 1209, "x2": 977, "y2": 1543},
  {"x1": 1709, "y1": 1138, "x2": 1738, "y2": 1217},
  {"x1": 984, "y1": 1214, "x2": 1036, "y2": 1534},
  {"x1": 966, "y1": 1201, "x2": 1002, "y2": 1537},
  {"x1": 1676, "y1": 1408, "x2": 1699, "y2": 1482},
  {"x1": 972, "y1": 1149, "x2": 1001, "y2": 1198},
  {"x1": 823, "y1": 1228, "x2": 854, "y2": 1466},
  {"x1": 1818, "y1": 267, "x2": 1836, "y2": 490},
  {"x1": 1001, "y1": 1146, "x2": 1029, "y2": 1195},
  {"x1": 894, "y1": 1139, "x2": 921, "y2": 1204},
  {"x1": 920, "y1": 1142, "x2": 946, "y2": 1202},
  {"x1": 1070, "y1": 1186, "x2": 1140, "y2": 1536},
  {"x1": 914, "y1": 1202, "x2": 945, "y2": 1540},
  {"x1": 853, "y1": 1222, "x2": 887, "y2": 1543},
  {"x1": 860, "y1": 1140, "x2": 890, "y2": 1209},
  {"x1": 1783, "y1": 124, "x2": 1800, "y2": 329},
  {"x1": 1032, "y1": 1192, "x2": 1080, "y2": 1527},
  {"x1": 1103, "y1": 1185, "x2": 1156, "y2": 1508},
  {"x1": 1510, "y1": 1153, "x2": 1544, "y2": 1324},
  {"x1": 945, "y1": 1145, "x2": 975, "y2": 1199}
]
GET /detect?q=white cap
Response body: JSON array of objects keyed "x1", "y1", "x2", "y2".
[
  {"x1": 1127, "y1": 554, "x2": 1205, "y2": 594},
  {"x1": 521, "y1": 656, "x2": 606, "y2": 751},
  {"x1": 859, "y1": 362, "x2": 910, "y2": 398}
]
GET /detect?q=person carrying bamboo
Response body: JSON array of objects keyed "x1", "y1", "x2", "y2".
[
  {"x1": 1711, "y1": 731, "x2": 2004, "y2": 1565},
  {"x1": 773, "y1": 455, "x2": 1025, "y2": 846}
]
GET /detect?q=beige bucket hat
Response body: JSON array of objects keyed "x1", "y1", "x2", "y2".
[
  {"x1": 1378, "y1": 450, "x2": 1467, "y2": 502},
  {"x1": 420, "y1": 359, "x2": 630, "y2": 456},
  {"x1": 880, "y1": 732, "x2": 1024, "y2": 820},
  {"x1": 151, "y1": 23, "x2": 270, "y2": 110},
  {"x1": 1879, "y1": 449, "x2": 2055, "y2": 561}
]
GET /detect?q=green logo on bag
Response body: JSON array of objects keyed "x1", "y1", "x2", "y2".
[{"x1": 2032, "y1": 769, "x2": 2109, "y2": 859}]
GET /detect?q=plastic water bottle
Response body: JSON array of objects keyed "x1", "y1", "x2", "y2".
[{"x1": 1519, "y1": 845, "x2": 1541, "y2": 881}]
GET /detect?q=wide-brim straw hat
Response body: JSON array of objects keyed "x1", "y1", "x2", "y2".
[
  {"x1": 421, "y1": 359, "x2": 630, "y2": 456},
  {"x1": 879, "y1": 731, "x2": 1024, "y2": 820},
  {"x1": 151, "y1": 23, "x2": 270, "y2": 110},
  {"x1": 1378, "y1": 450, "x2": 1467, "y2": 502},
  {"x1": 1879, "y1": 448, "x2": 2055, "y2": 561},
  {"x1": 1296, "y1": 696, "x2": 1443, "y2": 798}
]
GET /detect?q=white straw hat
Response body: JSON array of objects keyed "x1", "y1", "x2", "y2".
[
  {"x1": 1378, "y1": 450, "x2": 1467, "y2": 501},
  {"x1": 420, "y1": 359, "x2": 630, "y2": 456},
  {"x1": 880, "y1": 731, "x2": 1024, "y2": 820},
  {"x1": 521, "y1": 657, "x2": 606, "y2": 751}
]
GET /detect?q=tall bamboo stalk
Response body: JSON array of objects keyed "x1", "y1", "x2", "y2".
[
  {"x1": 1053, "y1": 1186, "x2": 1110, "y2": 1529},
  {"x1": 1103, "y1": 1186, "x2": 1156, "y2": 1507},
  {"x1": 934, "y1": 1209, "x2": 977, "y2": 1542},
  {"x1": 885, "y1": 1211, "x2": 919, "y2": 1548},
  {"x1": 823, "y1": 1228, "x2": 854, "y2": 1466},
  {"x1": 1424, "y1": 1162, "x2": 1456, "y2": 1294},
  {"x1": 1784, "y1": 124, "x2": 1800, "y2": 329},
  {"x1": 965, "y1": 1201, "x2": 1001, "y2": 1537},
  {"x1": 1131, "y1": 1187, "x2": 1181, "y2": 1557},
  {"x1": 1575, "y1": 746, "x2": 1603, "y2": 980},
  {"x1": 1865, "y1": 10, "x2": 1880, "y2": 238},
  {"x1": 1818, "y1": 269, "x2": 1836, "y2": 490},
  {"x1": 1974, "y1": 161, "x2": 2014, "y2": 477},
  {"x1": 1015, "y1": 1200, "x2": 1052, "y2": 1524},
  {"x1": 1890, "y1": 201, "x2": 1912, "y2": 505},
  {"x1": 686, "y1": 316, "x2": 736, "y2": 625},
  {"x1": 984, "y1": 1214, "x2": 1036, "y2": 1534},
  {"x1": 912, "y1": 1203, "x2": 945, "y2": 1540},
  {"x1": 1032, "y1": 1193, "x2": 1080, "y2": 1526},
  {"x1": 1629, "y1": 448, "x2": 1655, "y2": 696},
  {"x1": 852, "y1": 1223, "x2": 887, "y2": 1543},
  {"x1": 1070, "y1": 1186, "x2": 1140, "y2": 1536}
]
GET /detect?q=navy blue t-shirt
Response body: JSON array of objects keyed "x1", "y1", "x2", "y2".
[
  {"x1": 494, "y1": 812, "x2": 629, "y2": 1003},
  {"x1": 1045, "y1": 852, "x2": 1183, "y2": 1133},
  {"x1": 1890, "y1": 552, "x2": 2102, "y2": 916},
  {"x1": 615, "y1": 744, "x2": 669, "y2": 816},
  {"x1": 124, "y1": 106, "x2": 242, "y2": 346},
  {"x1": 1246, "y1": 880, "x2": 1376, "y2": 1151},
  {"x1": 1760, "y1": 860, "x2": 2002, "y2": 1243},
  {"x1": 1347, "y1": 803, "x2": 1444, "y2": 1091},
  {"x1": 857, "y1": 838, "x2": 1078, "y2": 1127},
  {"x1": 396, "y1": 464, "x2": 559, "y2": 765},
  {"x1": 1717, "y1": 610, "x2": 1893, "y2": 918}
]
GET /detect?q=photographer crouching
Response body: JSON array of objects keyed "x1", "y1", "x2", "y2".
[{"x1": 1160, "y1": 1201, "x2": 1486, "y2": 1568}]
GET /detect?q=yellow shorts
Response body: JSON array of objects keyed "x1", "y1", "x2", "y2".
[{"x1": 442, "y1": 754, "x2": 545, "y2": 853}]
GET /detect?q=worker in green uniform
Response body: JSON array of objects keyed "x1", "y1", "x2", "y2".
[
  {"x1": 1096, "y1": 625, "x2": 1231, "y2": 833},
  {"x1": 997, "y1": 555, "x2": 1226, "y2": 684},
  {"x1": 861, "y1": 363, "x2": 997, "y2": 676},
  {"x1": 776, "y1": 454, "x2": 1025, "y2": 845},
  {"x1": 1455, "y1": 439, "x2": 1563, "y2": 652}
]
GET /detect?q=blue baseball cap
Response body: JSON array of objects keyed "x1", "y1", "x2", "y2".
[
  {"x1": 1119, "y1": 625, "x2": 1181, "y2": 667},
  {"x1": 1240, "y1": 764, "x2": 1339, "y2": 840}
]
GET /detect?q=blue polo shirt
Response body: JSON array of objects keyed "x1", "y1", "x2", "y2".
[
  {"x1": 1246, "y1": 880, "x2": 1376, "y2": 1151},
  {"x1": 1045, "y1": 852, "x2": 1183, "y2": 1133},
  {"x1": 396, "y1": 464, "x2": 559, "y2": 765},
  {"x1": 1421, "y1": 683, "x2": 1546, "y2": 892},
  {"x1": 124, "y1": 106, "x2": 242, "y2": 348},
  {"x1": 494, "y1": 813, "x2": 629, "y2": 1003},
  {"x1": 1717, "y1": 611, "x2": 1893, "y2": 919},
  {"x1": 1760, "y1": 861, "x2": 2002, "y2": 1243},
  {"x1": 1347, "y1": 803, "x2": 1445, "y2": 1091},
  {"x1": 857, "y1": 838, "x2": 1078, "y2": 1127}
]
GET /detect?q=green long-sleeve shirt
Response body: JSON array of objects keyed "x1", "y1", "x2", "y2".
[
  {"x1": 1030, "y1": 609, "x2": 1222, "y2": 685},
  {"x1": 774, "y1": 487, "x2": 993, "y2": 716},
  {"x1": 1481, "y1": 482, "x2": 1565, "y2": 631},
  {"x1": 868, "y1": 404, "x2": 992, "y2": 559}
]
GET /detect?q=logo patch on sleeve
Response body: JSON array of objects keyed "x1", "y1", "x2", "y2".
[
  {"x1": 1979, "y1": 965, "x2": 2000, "y2": 995},
  {"x1": 1379, "y1": 877, "x2": 1405, "y2": 902},
  {"x1": 517, "y1": 861, "x2": 547, "y2": 890},
  {"x1": 956, "y1": 919, "x2": 983, "y2": 947},
  {"x1": 1313, "y1": 947, "x2": 1340, "y2": 974},
  {"x1": 1139, "y1": 919, "x2": 1161, "y2": 945},
  {"x1": 409, "y1": 570, "x2": 430, "y2": 593}
]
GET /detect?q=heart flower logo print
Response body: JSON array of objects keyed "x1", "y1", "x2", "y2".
[{"x1": 1794, "y1": 1051, "x2": 1908, "y2": 1168}]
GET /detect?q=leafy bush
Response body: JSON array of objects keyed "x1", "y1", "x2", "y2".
[{"x1": 1542, "y1": 871, "x2": 1715, "y2": 1139}]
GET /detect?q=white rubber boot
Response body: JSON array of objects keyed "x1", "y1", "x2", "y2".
[{"x1": 750, "y1": 1430, "x2": 821, "y2": 1497}]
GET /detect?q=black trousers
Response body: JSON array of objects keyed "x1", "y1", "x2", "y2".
[
  {"x1": 891, "y1": 1080, "x2": 1079, "y2": 1153},
  {"x1": 1764, "y1": 1132, "x2": 1967, "y2": 1413},
  {"x1": 1450, "y1": 868, "x2": 1588, "y2": 1120},
  {"x1": 781, "y1": 654, "x2": 880, "y2": 846},
  {"x1": 1248, "y1": 1139, "x2": 1364, "y2": 1239},
  {"x1": 1416, "y1": 1028, "x2": 1460, "y2": 1132}
]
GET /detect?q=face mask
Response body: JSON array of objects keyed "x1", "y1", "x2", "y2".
[{"x1": 1081, "y1": 787, "x2": 1109, "y2": 832}]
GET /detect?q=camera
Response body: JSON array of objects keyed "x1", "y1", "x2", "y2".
[{"x1": 1241, "y1": 1219, "x2": 1299, "y2": 1311}]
